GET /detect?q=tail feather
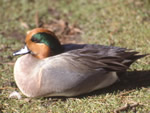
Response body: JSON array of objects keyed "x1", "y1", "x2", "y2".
[{"x1": 121, "y1": 53, "x2": 147, "y2": 67}]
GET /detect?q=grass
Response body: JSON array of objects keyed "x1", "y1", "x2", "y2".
[{"x1": 0, "y1": 0, "x2": 150, "y2": 112}]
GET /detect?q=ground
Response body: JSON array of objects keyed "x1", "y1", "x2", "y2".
[{"x1": 0, "y1": 0, "x2": 150, "y2": 112}]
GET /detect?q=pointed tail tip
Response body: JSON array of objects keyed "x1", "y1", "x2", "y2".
[
  {"x1": 135, "y1": 53, "x2": 149, "y2": 59},
  {"x1": 122, "y1": 53, "x2": 149, "y2": 68}
]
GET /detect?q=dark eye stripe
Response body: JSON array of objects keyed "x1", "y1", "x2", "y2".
[{"x1": 31, "y1": 36, "x2": 41, "y2": 43}]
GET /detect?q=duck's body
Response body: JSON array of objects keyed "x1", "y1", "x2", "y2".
[{"x1": 13, "y1": 28, "x2": 145, "y2": 98}]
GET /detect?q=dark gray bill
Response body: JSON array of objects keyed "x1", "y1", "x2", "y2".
[{"x1": 13, "y1": 45, "x2": 30, "y2": 56}]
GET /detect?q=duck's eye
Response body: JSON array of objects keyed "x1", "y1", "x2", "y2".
[{"x1": 31, "y1": 36, "x2": 41, "y2": 43}]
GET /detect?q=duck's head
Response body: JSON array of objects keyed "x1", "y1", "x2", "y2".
[{"x1": 13, "y1": 28, "x2": 63, "y2": 59}]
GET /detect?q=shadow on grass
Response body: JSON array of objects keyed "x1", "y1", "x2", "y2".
[
  {"x1": 77, "y1": 70, "x2": 150, "y2": 98},
  {"x1": 46, "y1": 70, "x2": 150, "y2": 100}
]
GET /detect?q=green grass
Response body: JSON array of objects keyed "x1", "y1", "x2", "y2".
[{"x1": 0, "y1": 0, "x2": 150, "y2": 112}]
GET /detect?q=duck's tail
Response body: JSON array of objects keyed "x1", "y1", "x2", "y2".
[{"x1": 119, "y1": 51, "x2": 147, "y2": 67}]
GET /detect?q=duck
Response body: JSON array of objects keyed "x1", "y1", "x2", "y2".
[{"x1": 13, "y1": 28, "x2": 146, "y2": 98}]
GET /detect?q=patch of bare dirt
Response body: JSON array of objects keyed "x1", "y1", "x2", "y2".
[
  {"x1": 41, "y1": 19, "x2": 83, "y2": 44},
  {"x1": 21, "y1": 11, "x2": 83, "y2": 44},
  {"x1": 2, "y1": 8, "x2": 83, "y2": 44},
  {"x1": 15, "y1": 18, "x2": 83, "y2": 44}
]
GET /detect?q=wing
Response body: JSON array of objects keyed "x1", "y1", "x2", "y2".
[
  {"x1": 61, "y1": 44, "x2": 146, "y2": 71},
  {"x1": 38, "y1": 45, "x2": 146, "y2": 96}
]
